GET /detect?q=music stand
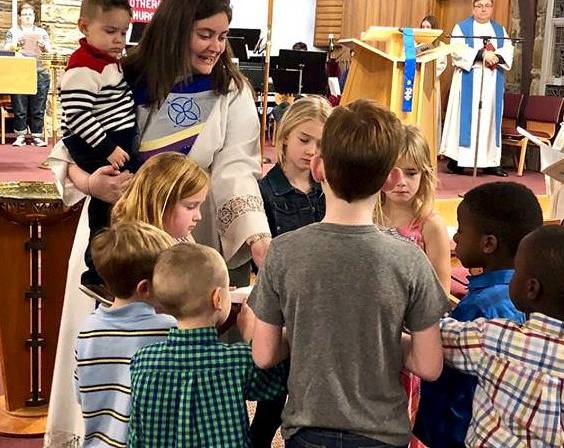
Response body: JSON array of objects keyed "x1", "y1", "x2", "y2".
[
  {"x1": 228, "y1": 36, "x2": 248, "y2": 62},
  {"x1": 127, "y1": 22, "x2": 147, "y2": 45},
  {"x1": 240, "y1": 62, "x2": 265, "y2": 91},
  {"x1": 271, "y1": 68, "x2": 302, "y2": 95},
  {"x1": 278, "y1": 49, "x2": 328, "y2": 94},
  {"x1": 229, "y1": 28, "x2": 261, "y2": 52}
]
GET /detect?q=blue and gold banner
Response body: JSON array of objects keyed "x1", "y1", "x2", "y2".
[{"x1": 402, "y1": 28, "x2": 416, "y2": 112}]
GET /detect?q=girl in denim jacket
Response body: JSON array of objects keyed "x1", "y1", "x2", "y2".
[
  {"x1": 253, "y1": 96, "x2": 331, "y2": 447},
  {"x1": 259, "y1": 96, "x2": 331, "y2": 237}
]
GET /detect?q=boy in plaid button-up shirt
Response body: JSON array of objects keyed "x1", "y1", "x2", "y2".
[
  {"x1": 439, "y1": 226, "x2": 564, "y2": 447},
  {"x1": 128, "y1": 243, "x2": 288, "y2": 448}
]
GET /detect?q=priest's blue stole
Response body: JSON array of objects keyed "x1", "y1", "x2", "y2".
[{"x1": 459, "y1": 17, "x2": 505, "y2": 148}]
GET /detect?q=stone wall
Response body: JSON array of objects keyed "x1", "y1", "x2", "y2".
[
  {"x1": 40, "y1": 0, "x2": 82, "y2": 55},
  {"x1": 506, "y1": 0, "x2": 521, "y2": 93},
  {"x1": 38, "y1": 1, "x2": 82, "y2": 136},
  {"x1": 0, "y1": 0, "x2": 13, "y2": 40},
  {"x1": 507, "y1": 0, "x2": 549, "y2": 95},
  {"x1": 531, "y1": 0, "x2": 548, "y2": 95}
]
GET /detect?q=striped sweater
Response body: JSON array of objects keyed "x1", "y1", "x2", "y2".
[
  {"x1": 74, "y1": 301, "x2": 176, "y2": 448},
  {"x1": 61, "y1": 38, "x2": 136, "y2": 159}
]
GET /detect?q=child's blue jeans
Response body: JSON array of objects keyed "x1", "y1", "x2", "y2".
[{"x1": 287, "y1": 428, "x2": 408, "y2": 448}]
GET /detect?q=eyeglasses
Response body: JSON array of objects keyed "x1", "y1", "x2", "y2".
[{"x1": 474, "y1": 3, "x2": 493, "y2": 9}]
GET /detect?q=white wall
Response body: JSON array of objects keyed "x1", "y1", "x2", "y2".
[{"x1": 230, "y1": 0, "x2": 317, "y2": 54}]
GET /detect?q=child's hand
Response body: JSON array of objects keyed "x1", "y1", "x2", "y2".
[
  {"x1": 236, "y1": 303, "x2": 256, "y2": 343},
  {"x1": 107, "y1": 146, "x2": 130, "y2": 170}
]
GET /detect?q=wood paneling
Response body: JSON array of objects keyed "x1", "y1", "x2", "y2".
[
  {"x1": 337, "y1": 0, "x2": 512, "y2": 43},
  {"x1": 341, "y1": 0, "x2": 437, "y2": 41},
  {"x1": 436, "y1": 0, "x2": 512, "y2": 38},
  {"x1": 314, "y1": 0, "x2": 344, "y2": 47}
]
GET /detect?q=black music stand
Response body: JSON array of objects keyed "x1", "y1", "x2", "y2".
[
  {"x1": 278, "y1": 49, "x2": 328, "y2": 94},
  {"x1": 240, "y1": 63, "x2": 265, "y2": 91},
  {"x1": 271, "y1": 68, "x2": 302, "y2": 95},
  {"x1": 229, "y1": 28, "x2": 261, "y2": 52},
  {"x1": 127, "y1": 22, "x2": 147, "y2": 45},
  {"x1": 228, "y1": 36, "x2": 248, "y2": 62}
]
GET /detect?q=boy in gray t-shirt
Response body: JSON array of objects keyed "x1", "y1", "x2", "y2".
[{"x1": 249, "y1": 101, "x2": 449, "y2": 448}]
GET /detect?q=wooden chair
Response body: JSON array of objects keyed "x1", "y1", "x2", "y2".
[
  {"x1": 501, "y1": 92, "x2": 523, "y2": 133},
  {"x1": 0, "y1": 94, "x2": 12, "y2": 145},
  {"x1": 502, "y1": 95, "x2": 564, "y2": 176},
  {"x1": 0, "y1": 94, "x2": 49, "y2": 145}
]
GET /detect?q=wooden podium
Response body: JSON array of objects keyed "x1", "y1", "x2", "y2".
[
  {"x1": 340, "y1": 27, "x2": 451, "y2": 162},
  {"x1": 0, "y1": 183, "x2": 82, "y2": 436}
]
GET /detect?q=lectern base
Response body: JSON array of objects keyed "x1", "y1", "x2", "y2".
[{"x1": 0, "y1": 395, "x2": 46, "y2": 437}]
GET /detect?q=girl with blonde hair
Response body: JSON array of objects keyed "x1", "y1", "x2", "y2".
[
  {"x1": 374, "y1": 125, "x2": 450, "y2": 292},
  {"x1": 374, "y1": 125, "x2": 450, "y2": 448},
  {"x1": 112, "y1": 152, "x2": 209, "y2": 240},
  {"x1": 254, "y1": 95, "x2": 331, "y2": 446},
  {"x1": 259, "y1": 96, "x2": 332, "y2": 237}
]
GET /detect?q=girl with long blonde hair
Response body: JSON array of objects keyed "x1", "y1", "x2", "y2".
[
  {"x1": 112, "y1": 152, "x2": 209, "y2": 240},
  {"x1": 259, "y1": 96, "x2": 332, "y2": 237},
  {"x1": 375, "y1": 126, "x2": 450, "y2": 448},
  {"x1": 374, "y1": 125, "x2": 450, "y2": 293}
]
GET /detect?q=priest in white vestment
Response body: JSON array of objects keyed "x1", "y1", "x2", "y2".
[{"x1": 440, "y1": 0, "x2": 514, "y2": 176}]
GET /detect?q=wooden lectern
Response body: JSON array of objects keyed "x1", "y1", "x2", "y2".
[
  {"x1": 0, "y1": 183, "x2": 82, "y2": 436},
  {"x1": 340, "y1": 27, "x2": 451, "y2": 162}
]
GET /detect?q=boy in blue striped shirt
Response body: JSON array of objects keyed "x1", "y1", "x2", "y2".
[{"x1": 74, "y1": 222, "x2": 177, "y2": 448}]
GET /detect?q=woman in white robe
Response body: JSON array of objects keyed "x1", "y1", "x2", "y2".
[{"x1": 43, "y1": 0, "x2": 271, "y2": 445}]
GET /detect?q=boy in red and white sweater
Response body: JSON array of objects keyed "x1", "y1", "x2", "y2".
[{"x1": 61, "y1": 0, "x2": 137, "y2": 287}]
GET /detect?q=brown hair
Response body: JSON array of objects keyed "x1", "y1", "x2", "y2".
[
  {"x1": 111, "y1": 153, "x2": 209, "y2": 231},
  {"x1": 153, "y1": 243, "x2": 229, "y2": 319},
  {"x1": 275, "y1": 96, "x2": 332, "y2": 166},
  {"x1": 123, "y1": 0, "x2": 245, "y2": 106},
  {"x1": 374, "y1": 125, "x2": 437, "y2": 225},
  {"x1": 320, "y1": 100, "x2": 404, "y2": 202},
  {"x1": 79, "y1": 0, "x2": 132, "y2": 19},
  {"x1": 420, "y1": 15, "x2": 439, "y2": 29},
  {"x1": 18, "y1": 2, "x2": 35, "y2": 15},
  {"x1": 91, "y1": 222, "x2": 174, "y2": 298}
]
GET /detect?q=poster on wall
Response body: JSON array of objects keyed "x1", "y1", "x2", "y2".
[
  {"x1": 129, "y1": 0, "x2": 160, "y2": 23},
  {"x1": 128, "y1": 0, "x2": 160, "y2": 44}
]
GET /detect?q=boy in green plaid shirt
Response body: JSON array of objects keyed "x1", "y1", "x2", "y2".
[{"x1": 128, "y1": 243, "x2": 288, "y2": 448}]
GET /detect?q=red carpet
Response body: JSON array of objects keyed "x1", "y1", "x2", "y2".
[
  {"x1": 433, "y1": 158, "x2": 546, "y2": 198},
  {"x1": 0, "y1": 144, "x2": 53, "y2": 183},
  {"x1": 0, "y1": 143, "x2": 547, "y2": 197},
  {"x1": 261, "y1": 144, "x2": 546, "y2": 198}
]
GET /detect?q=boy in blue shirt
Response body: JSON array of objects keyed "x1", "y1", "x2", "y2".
[
  {"x1": 414, "y1": 181, "x2": 543, "y2": 447},
  {"x1": 74, "y1": 222, "x2": 176, "y2": 448}
]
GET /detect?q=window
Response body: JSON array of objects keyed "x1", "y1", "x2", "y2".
[{"x1": 541, "y1": 0, "x2": 564, "y2": 96}]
